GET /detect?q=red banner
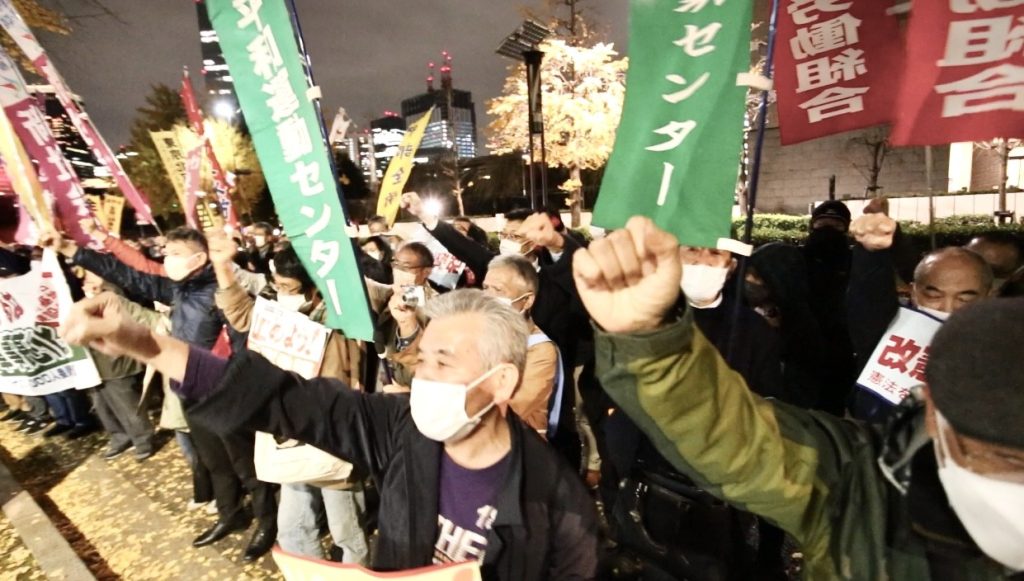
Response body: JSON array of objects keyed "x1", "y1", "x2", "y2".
[
  {"x1": 891, "y1": 1, "x2": 1024, "y2": 145},
  {"x1": 0, "y1": 52, "x2": 96, "y2": 247},
  {"x1": 774, "y1": 0, "x2": 903, "y2": 144},
  {"x1": 181, "y1": 70, "x2": 239, "y2": 228}
]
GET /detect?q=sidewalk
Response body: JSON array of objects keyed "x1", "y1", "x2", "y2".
[{"x1": 0, "y1": 417, "x2": 282, "y2": 580}]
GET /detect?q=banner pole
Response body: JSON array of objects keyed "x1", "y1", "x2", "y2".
[
  {"x1": 284, "y1": 0, "x2": 353, "y2": 228},
  {"x1": 727, "y1": 0, "x2": 780, "y2": 364},
  {"x1": 742, "y1": 0, "x2": 780, "y2": 245}
]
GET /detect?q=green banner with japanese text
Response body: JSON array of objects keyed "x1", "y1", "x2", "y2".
[
  {"x1": 593, "y1": 0, "x2": 751, "y2": 248},
  {"x1": 207, "y1": 0, "x2": 374, "y2": 340}
]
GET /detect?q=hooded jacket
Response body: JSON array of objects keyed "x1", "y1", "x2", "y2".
[
  {"x1": 183, "y1": 349, "x2": 599, "y2": 579},
  {"x1": 596, "y1": 308, "x2": 1020, "y2": 580}
]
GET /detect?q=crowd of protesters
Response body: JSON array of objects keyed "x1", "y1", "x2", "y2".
[{"x1": 2, "y1": 193, "x2": 1024, "y2": 579}]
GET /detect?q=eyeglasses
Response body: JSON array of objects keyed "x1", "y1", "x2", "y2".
[{"x1": 498, "y1": 231, "x2": 525, "y2": 243}]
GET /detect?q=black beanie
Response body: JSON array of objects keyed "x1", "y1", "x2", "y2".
[
  {"x1": 926, "y1": 298, "x2": 1024, "y2": 449},
  {"x1": 811, "y1": 201, "x2": 851, "y2": 228}
]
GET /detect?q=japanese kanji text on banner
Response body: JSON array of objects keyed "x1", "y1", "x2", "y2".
[
  {"x1": 774, "y1": 0, "x2": 903, "y2": 144},
  {"x1": 856, "y1": 306, "x2": 943, "y2": 405},
  {"x1": 0, "y1": 252, "x2": 101, "y2": 396},
  {"x1": 892, "y1": 0, "x2": 1024, "y2": 145},
  {"x1": 0, "y1": 48, "x2": 97, "y2": 248},
  {"x1": 0, "y1": 0, "x2": 156, "y2": 225},
  {"x1": 378, "y1": 106, "x2": 434, "y2": 227},
  {"x1": 207, "y1": 0, "x2": 375, "y2": 341},
  {"x1": 592, "y1": 0, "x2": 752, "y2": 248}
]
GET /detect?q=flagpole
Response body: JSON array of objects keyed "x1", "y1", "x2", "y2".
[
  {"x1": 283, "y1": 0, "x2": 353, "y2": 227},
  {"x1": 727, "y1": 0, "x2": 780, "y2": 363}
]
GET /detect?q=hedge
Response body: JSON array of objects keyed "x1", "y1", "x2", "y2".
[{"x1": 725, "y1": 213, "x2": 1024, "y2": 250}]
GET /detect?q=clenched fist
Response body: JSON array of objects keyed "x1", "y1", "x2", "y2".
[
  {"x1": 850, "y1": 213, "x2": 896, "y2": 251},
  {"x1": 572, "y1": 216, "x2": 681, "y2": 334},
  {"x1": 516, "y1": 213, "x2": 564, "y2": 251}
]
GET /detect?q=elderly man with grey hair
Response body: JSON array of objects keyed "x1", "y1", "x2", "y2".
[
  {"x1": 483, "y1": 255, "x2": 562, "y2": 438},
  {"x1": 60, "y1": 289, "x2": 599, "y2": 579}
]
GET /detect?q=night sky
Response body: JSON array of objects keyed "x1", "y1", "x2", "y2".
[{"x1": 34, "y1": 0, "x2": 629, "y2": 148}]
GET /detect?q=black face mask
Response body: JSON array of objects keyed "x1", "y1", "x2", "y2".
[{"x1": 744, "y1": 281, "x2": 772, "y2": 308}]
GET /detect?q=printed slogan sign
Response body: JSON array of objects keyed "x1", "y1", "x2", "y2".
[
  {"x1": 856, "y1": 306, "x2": 943, "y2": 405},
  {"x1": 208, "y1": 0, "x2": 375, "y2": 340},
  {"x1": 0, "y1": 251, "x2": 101, "y2": 396},
  {"x1": 272, "y1": 548, "x2": 481, "y2": 581},
  {"x1": 593, "y1": 0, "x2": 752, "y2": 248},
  {"x1": 247, "y1": 297, "x2": 331, "y2": 379}
]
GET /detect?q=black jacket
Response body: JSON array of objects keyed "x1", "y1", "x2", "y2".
[
  {"x1": 191, "y1": 352, "x2": 599, "y2": 579},
  {"x1": 73, "y1": 248, "x2": 232, "y2": 350}
]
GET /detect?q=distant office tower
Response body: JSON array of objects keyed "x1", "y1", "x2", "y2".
[
  {"x1": 334, "y1": 132, "x2": 377, "y2": 190},
  {"x1": 400, "y1": 52, "x2": 478, "y2": 162},
  {"x1": 195, "y1": 0, "x2": 238, "y2": 115},
  {"x1": 28, "y1": 85, "x2": 100, "y2": 181},
  {"x1": 370, "y1": 113, "x2": 407, "y2": 179}
]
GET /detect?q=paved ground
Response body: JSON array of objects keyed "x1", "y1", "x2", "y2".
[{"x1": 0, "y1": 415, "x2": 284, "y2": 580}]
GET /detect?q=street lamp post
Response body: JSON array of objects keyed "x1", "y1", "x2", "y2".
[{"x1": 497, "y1": 20, "x2": 551, "y2": 211}]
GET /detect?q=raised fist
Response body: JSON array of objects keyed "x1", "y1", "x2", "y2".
[
  {"x1": 572, "y1": 216, "x2": 681, "y2": 334},
  {"x1": 515, "y1": 213, "x2": 563, "y2": 251},
  {"x1": 850, "y1": 213, "x2": 897, "y2": 252},
  {"x1": 204, "y1": 228, "x2": 237, "y2": 267}
]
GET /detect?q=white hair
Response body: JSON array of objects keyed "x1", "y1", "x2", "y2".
[
  {"x1": 424, "y1": 289, "x2": 529, "y2": 373},
  {"x1": 487, "y1": 254, "x2": 540, "y2": 295}
]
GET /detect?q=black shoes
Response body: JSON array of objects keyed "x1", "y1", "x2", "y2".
[
  {"x1": 1, "y1": 409, "x2": 25, "y2": 422},
  {"x1": 103, "y1": 441, "x2": 132, "y2": 460},
  {"x1": 192, "y1": 512, "x2": 252, "y2": 547},
  {"x1": 65, "y1": 424, "x2": 99, "y2": 440},
  {"x1": 242, "y1": 522, "x2": 278, "y2": 562},
  {"x1": 43, "y1": 424, "x2": 73, "y2": 438},
  {"x1": 20, "y1": 418, "x2": 50, "y2": 435}
]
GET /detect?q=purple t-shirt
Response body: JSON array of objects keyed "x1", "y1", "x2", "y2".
[{"x1": 433, "y1": 451, "x2": 510, "y2": 565}]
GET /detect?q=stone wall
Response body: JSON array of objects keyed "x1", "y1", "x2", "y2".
[{"x1": 755, "y1": 127, "x2": 950, "y2": 214}]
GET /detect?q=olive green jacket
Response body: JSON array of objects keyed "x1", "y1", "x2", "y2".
[{"x1": 595, "y1": 310, "x2": 1014, "y2": 580}]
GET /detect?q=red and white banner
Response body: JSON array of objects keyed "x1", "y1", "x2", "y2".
[
  {"x1": 856, "y1": 306, "x2": 943, "y2": 405},
  {"x1": 892, "y1": 0, "x2": 1024, "y2": 145},
  {"x1": 0, "y1": 0, "x2": 156, "y2": 225},
  {"x1": 775, "y1": 0, "x2": 903, "y2": 144},
  {"x1": 0, "y1": 50, "x2": 96, "y2": 247},
  {"x1": 181, "y1": 69, "x2": 239, "y2": 228},
  {"x1": 183, "y1": 141, "x2": 204, "y2": 229},
  {"x1": 0, "y1": 251, "x2": 101, "y2": 396}
]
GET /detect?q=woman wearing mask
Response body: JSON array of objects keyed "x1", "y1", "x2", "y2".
[
  {"x1": 209, "y1": 233, "x2": 371, "y2": 564},
  {"x1": 360, "y1": 236, "x2": 394, "y2": 285}
]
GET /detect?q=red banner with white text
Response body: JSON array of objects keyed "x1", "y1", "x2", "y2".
[
  {"x1": 892, "y1": 0, "x2": 1024, "y2": 145},
  {"x1": 775, "y1": 0, "x2": 904, "y2": 144},
  {"x1": 0, "y1": 51, "x2": 96, "y2": 247},
  {"x1": 180, "y1": 69, "x2": 239, "y2": 228},
  {"x1": 0, "y1": 0, "x2": 157, "y2": 225}
]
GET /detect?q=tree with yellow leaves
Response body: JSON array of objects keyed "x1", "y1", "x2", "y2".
[{"x1": 487, "y1": 38, "x2": 627, "y2": 226}]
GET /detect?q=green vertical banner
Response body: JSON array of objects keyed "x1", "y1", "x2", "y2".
[
  {"x1": 207, "y1": 0, "x2": 374, "y2": 340},
  {"x1": 593, "y1": 0, "x2": 752, "y2": 248}
]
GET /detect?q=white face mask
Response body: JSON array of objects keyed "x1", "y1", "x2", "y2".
[
  {"x1": 681, "y1": 264, "x2": 730, "y2": 305},
  {"x1": 366, "y1": 250, "x2": 382, "y2": 262},
  {"x1": 918, "y1": 306, "x2": 951, "y2": 321},
  {"x1": 934, "y1": 411, "x2": 1024, "y2": 571},
  {"x1": 410, "y1": 366, "x2": 502, "y2": 443},
  {"x1": 164, "y1": 253, "x2": 201, "y2": 281},
  {"x1": 253, "y1": 235, "x2": 267, "y2": 248},
  {"x1": 499, "y1": 239, "x2": 523, "y2": 256},
  {"x1": 495, "y1": 293, "x2": 531, "y2": 314},
  {"x1": 276, "y1": 292, "x2": 307, "y2": 313}
]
